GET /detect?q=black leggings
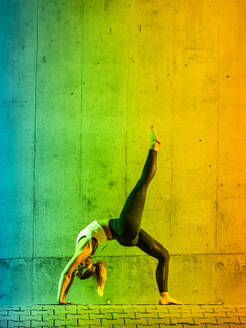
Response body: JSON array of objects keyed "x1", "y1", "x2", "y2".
[{"x1": 109, "y1": 149, "x2": 169, "y2": 292}]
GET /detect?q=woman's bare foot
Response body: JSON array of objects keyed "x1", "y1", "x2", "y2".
[
  {"x1": 150, "y1": 125, "x2": 162, "y2": 151},
  {"x1": 159, "y1": 292, "x2": 183, "y2": 305}
]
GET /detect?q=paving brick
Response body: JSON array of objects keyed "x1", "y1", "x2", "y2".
[
  {"x1": 236, "y1": 306, "x2": 246, "y2": 310},
  {"x1": 206, "y1": 324, "x2": 230, "y2": 328},
  {"x1": 21, "y1": 306, "x2": 33, "y2": 310},
  {"x1": 41, "y1": 305, "x2": 55, "y2": 310},
  {"x1": 203, "y1": 311, "x2": 227, "y2": 318},
  {"x1": 67, "y1": 326, "x2": 90, "y2": 328},
  {"x1": 183, "y1": 324, "x2": 206, "y2": 328},
  {"x1": 101, "y1": 318, "x2": 124, "y2": 325},
  {"x1": 78, "y1": 318, "x2": 101, "y2": 325},
  {"x1": 148, "y1": 309, "x2": 169, "y2": 315},
  {"x1": 100, "y1": 308, "x2": 123, "y2": 313},
  {"x1": 143, "y1": 305, "x2": 160, "y2": 310},
  {"x1": 122, "y1": 305, "x2": 146, "y2": 313},
  {"x1": 193, "y1": 316, "x2": 217, "y2": 324},
  {"x1": 187, "y1": 305, "x2": 213, "y2": 313},
  {"x1": 8, "y1": 321, "x2": 22, "y2": 328},
  {"x1": 17, "y1": 320, "x2": 31, "y2": 328},
  {"x1": 86, "y1": 305, "x2": 103, "y2": 313},
  {"x1": 229, "y1": 324, "x2": 246, "y2": 328},
  {"x1": 170, "y1": 315, "x2": 195, "y2": 325},
  {"x1": 19, "y1": 309, "x2": 32, "y2": 316},
  {"x1": 31, "y1": 305, "x2": 44, "y2": 310},
  {"x1": 221, "y1": 305, "x2": 237, "y2": 312},
  {"x1": 81, "y1": 308, "x2": 100, "y2": 314},
  {"x1": 31, "y1": 310, "x2": 46, "y2": 316},
  {"x1": 190, "y1": 308, "x2": 207, "y2": 315},
  {"x1": 148, "y1": 317, "x2": 171, "y2": 325},
  {"x1": 76, "y1": 305, "x2": 89, "y2": 310},
  {"x1": 0, "y1": 319, "x2": 8, "y2": 328},
  {"x1": 30, "y1": 314, "x2": 43, "y2": 321},
  {"x1": 76, "y1": 309, "x2": 95, "y2": 314},
  {"x1": 157, "y1": 312, "x2": 173, "y2": 319},
  {"x1": 125, "y1": 317, "x2": 148, "y2": 325},
  {"x1": 43, "y1": 313, "x2": 65, "y2": 321},
  {"x1": 30, "y1": 320, "x2": 48, "y2": 328},
  {"x1": 8, "y1": 321, "x2": 30, "y2": 328},
  {"x1": 19, "y1": 315, "x2": 32, "y2": 323},
  {"x1": 188, "y1": 311, "x2": 204, "y2": 319},
  {"x1": 112, "y1": 312, "x2": 135, "y2": 319},
  {"x1": 217, "y1": 316, "x2": 241, "y2": 324},
  {"x1": 169, "y1": 306, "x2": 191, "y2": 313},
  {"x1": 41, "y1": 318, "x2": 54, "y2": 327},
  {"x1": 165, "y1": 307, "x2": 183, "y2": 314},
  {"x1": 55, "y1": 306, "x2": 76, "y2": 314},
  {"x1": 4, "y1": 306, "x2": 17, "y2": 311},
  {"x1": 198, "y1": 305, "x2": 215, "y2": 312},
  {"x1": 240, "y1": 316, "x2": 246, "y2": 324},
  {"x1": 55, "y1": 318, "x2": 77, "y2": 326},
  {"x1": 179, "y1": 311, "x2": 196, "y2": 317},
  {"x1": 90, "y1": 312, "x2": 112, "y2": 319},
  {"x1": 135, "y1": 311, "x2": 158, "y2": 319},
  {"x1": 100, "y1": 305, "x2": 122, "y2": 310},
  {"x1": 64, "y1": 305, "x2": 77, "y2": 313},
  {"x1": 66, "y1": 313, "x2": 89, "y2": 320},
  {"x1": 167, "y1": 312, "x2": 183, "y2": 317},
  {"x1": 227, "y1": 311, "x2": 246, "y2": 317},
  {"x1": 8, "y1": 312, "x2": 21, "y2": 321}
]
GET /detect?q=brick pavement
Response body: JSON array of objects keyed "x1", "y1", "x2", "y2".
[{"x1": 0, "y1": 304, "x2": 246, "y2": 327}]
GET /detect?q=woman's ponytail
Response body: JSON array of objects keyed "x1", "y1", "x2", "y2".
[
  {"x1": 75, "y1": 257, "x2": 107, "y2": 296},
  {"x1": 92, "y1": 260, "x2": 107, "y2": 296}
]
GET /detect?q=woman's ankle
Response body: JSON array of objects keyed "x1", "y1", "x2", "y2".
[
  {"x1": 160, "y1": 291, "x2": 169, "y2": 298},
  {"x1": 150, "y1": 141, "x2": 161, "y2": 151}
]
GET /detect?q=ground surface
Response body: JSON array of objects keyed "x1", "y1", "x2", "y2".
[{"x1": 0, "y1": 304, "x2": 246, "y2": 327}]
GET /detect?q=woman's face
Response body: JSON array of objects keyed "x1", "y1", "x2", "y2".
[{"x1": 76, "y1": 256, "x2": 94, "y2": 280}]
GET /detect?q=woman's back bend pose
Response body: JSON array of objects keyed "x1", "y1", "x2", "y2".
[{"x1": 57, "y1": 126, "x2": 182, "y2": 305}]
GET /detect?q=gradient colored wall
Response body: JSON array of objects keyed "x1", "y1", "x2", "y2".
[{"x1": 0, "y1": 0, "x2": 246, "y2": 305}]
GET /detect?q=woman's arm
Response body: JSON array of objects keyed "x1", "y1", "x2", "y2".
[
  {"x1": 57, "y1": 242, "x2": 91, "y2": 304},
  {"x1": 63, "y1": 271, "x2": 76, "y2": 300}
]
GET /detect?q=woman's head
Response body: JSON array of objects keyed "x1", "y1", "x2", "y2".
[{"x1": 75, "y1": 256, "x2": 107, "y2": 296}]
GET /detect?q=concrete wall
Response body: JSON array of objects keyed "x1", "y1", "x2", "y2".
[{"x1": 0, "y1": 0, "x2": 246, "y2": 305}]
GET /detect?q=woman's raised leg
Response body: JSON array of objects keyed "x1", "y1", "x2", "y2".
[
  {"x1": 111, "y1": 126, "x2": 162, "y2": 244},
  {"x1": 120, "y1": 126, "x2": 160, "y2": 245}
]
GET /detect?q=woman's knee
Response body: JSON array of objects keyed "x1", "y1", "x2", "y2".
[{"x1": 158, "y1": 247, "x2": 170, "y2": 263}]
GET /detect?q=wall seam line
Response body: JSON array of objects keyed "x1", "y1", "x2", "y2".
[
  {"x1": 216, "y1": 0, "x2": 221, "y2": 253},
  {"x1": 80, "y1": 0, "x2": 84, "y2": 225},
  {"x1": 125, "y1": 5, "x2": 130, "y2": 200},
  {"x1": 32, "y1": 0, "x2": 39, "y2": 304}
]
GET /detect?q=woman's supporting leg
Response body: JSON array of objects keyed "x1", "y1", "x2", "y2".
[
  {"x1": 136, "y1": 229, "x2": 169, "y2": 292},
  {"x1": 136, "y1": 229, "x2": 182, "y2": 305}
]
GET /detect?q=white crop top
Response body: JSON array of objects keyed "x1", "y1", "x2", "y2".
[{"x1": 75, "y1": 220, "x2": 108, "y2": 248}]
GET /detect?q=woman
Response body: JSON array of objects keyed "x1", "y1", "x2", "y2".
[{"x1": 57, "y1": 126, "x2": 182, "y2": 305}]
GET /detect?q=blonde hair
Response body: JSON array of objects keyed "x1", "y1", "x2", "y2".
[{"x1": 75, "y1": 257, "x2": 107, "y2": 296}]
